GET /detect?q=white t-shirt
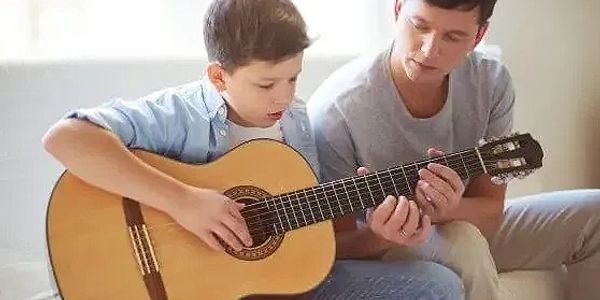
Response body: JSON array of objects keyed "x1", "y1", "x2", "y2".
[{"x1": 227, "y1": 120, "x2": 284, "y2": 149}]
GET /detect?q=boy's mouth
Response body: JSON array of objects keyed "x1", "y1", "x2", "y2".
[{"x1": 267, "y1": 111, "x2": 283, "y2": 120}]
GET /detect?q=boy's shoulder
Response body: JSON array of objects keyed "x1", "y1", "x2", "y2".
[{"x1": 134, "y1": 78, "x2": 223, "y2": 118}]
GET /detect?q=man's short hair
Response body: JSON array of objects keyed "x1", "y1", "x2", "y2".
[{"x1": 423, "y1": 0, "x2": 498, "y2": 24}]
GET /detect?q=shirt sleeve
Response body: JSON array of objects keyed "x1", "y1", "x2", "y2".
[
  {"x1": 64, "y1": 89, "x2": 191, "y2": 155},
  {"x1": 485, "y1": 65, "x2": 515, "y2": 138},
  {"x1": 308, "y1": 99, "x2": 359, "y2": 183}
]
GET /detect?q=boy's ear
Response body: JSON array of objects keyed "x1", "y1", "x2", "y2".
[
  {"x1": 394, "y1": 0, "x2": 403, "y2": 20},
  {"x1": 207, "y1": 62, "x2": 227, "y2": 92},
  {"x1": 473, "y1": 22, "x2": 489, "y2": 49}
]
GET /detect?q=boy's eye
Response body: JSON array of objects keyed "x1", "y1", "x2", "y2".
[
  {"x1": 289, "y1": 77, "x2": 298, "y2": 83},
  {"x1": 258, "y1": 83, "x2": 274, "y2": 89}
]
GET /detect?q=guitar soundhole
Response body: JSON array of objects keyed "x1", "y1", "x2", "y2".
[{"x1": 223, "y1": 186, "x2": 284, "y2": 261}]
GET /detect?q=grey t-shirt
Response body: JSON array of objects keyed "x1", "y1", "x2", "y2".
[{"x1": 308, "y1": 47, "x2": 515, "y2": 182}]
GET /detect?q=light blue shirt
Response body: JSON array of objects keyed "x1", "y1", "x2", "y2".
[{"x1": 65, "y1": 77, "x2": 320, "y2": 175}]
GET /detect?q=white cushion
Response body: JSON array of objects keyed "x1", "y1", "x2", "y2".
[{"x1": 499, "y1": 268, "x2": 566, "y2": 300}]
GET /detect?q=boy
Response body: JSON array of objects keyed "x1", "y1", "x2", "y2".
[{"x1": 43, "y1": 0, "x2": 462, "y2": 299}]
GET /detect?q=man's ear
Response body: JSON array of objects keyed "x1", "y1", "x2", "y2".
[
  {"x1": 206, "y1": 62, "x2": 227, "y2": 92},
  {"x1": 473, "y1": 22, "x2": 490, "y2": 49}
]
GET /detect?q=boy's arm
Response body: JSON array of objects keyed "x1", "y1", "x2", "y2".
[
  {"x1": 43, "y1": 95, "x2": 252, "y2": 252},
  {"x1": 43, "y1": 118, "x2": 189, "y2": 216}
]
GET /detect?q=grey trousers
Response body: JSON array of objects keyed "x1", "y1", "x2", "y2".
[{"x1": 383, "y1": 189, "x2": 600, "y2": 300}]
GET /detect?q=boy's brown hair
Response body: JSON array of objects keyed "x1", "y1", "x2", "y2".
[{"x1": 204, "y1": 0, "x2": 311, "y2": 72}]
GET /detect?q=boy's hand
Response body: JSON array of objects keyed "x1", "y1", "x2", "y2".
[
  {"x1": 357, "y1": 167, "x2": 431, "y2": 247},
  {"x1": 167, "y1": 187, "x2": 252, "y2": 252},
  {"x1": 414, "y1": 148, "x2": 465, "y2": 223}
]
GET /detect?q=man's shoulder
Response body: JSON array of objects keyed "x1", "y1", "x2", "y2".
[
  {"x1": 458, "y1": 50, "x2": 511, "y2": 83},
  {"x1": 308, "y1": 49, "x2": 388, "y2": 115}
]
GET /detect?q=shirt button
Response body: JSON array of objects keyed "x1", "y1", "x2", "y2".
[
  {"x1": 219, "y1": 129, "x2": 227, "y2": 137},
  {"x1": 218, "y1": 107, "x2": 225, "y2": 117}
]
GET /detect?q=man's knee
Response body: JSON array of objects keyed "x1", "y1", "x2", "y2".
[
  {"x1": 435, "y1": 221, "x2": 494, "y2": 274},
  {"x1": 437, "y1": 221, "x2": 489, "y2": 253}
]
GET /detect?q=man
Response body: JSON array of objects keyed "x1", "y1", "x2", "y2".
[{"x1": 308, "y1": 0, "x2": 600, "y2": 299}]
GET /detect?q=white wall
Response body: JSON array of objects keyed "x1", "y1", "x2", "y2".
[{"x1": 487, "y1": 0, "x2": 600, "y2": 196}]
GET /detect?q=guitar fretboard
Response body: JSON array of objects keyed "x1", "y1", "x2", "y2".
[{"x1": 244, "y1": 148, "x2": 487, "y2": 236}]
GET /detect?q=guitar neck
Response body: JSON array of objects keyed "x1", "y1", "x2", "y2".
[{"x1": 262, "y1": 148, "x2": 487, "y2": 234}]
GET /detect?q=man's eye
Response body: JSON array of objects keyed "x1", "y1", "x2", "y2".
[
  {"x1": 445, "y1": 34, "x2": 461, "y2": 42},
  {"x1": 410, "y1": 20, "x2": 428, "y2": 31}
]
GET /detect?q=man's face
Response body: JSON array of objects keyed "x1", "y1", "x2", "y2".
[
  {"x1": 394, "y1": 0, "x2": 486, "y2": 83},
  {"x1": 210, "y1": 52, "x2": 303, "y2": 128}
]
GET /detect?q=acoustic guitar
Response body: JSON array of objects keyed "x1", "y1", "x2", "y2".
[{"x1": 46, "y1": 133, "x2": 543, "y2": 299}]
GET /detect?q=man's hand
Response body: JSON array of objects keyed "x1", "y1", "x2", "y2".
[
  {"x1": 358, "y1": 167, "x2": 432, "y2": 247},
  {"x1": 414, "y1": 148, "x2": 465, "y2": 223}
]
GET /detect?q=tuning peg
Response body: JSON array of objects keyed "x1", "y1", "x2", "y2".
[
  {"x1": 491, "y1": 174, "x2": 513, "y2": 185},
  {"x1": 516, "y1": 170, "x2": 533, "y2": 179},
  {"x1": 479, "y1": 136, "x2": 499, "y2": 146}
]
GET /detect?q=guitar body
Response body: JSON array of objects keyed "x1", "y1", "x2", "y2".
[{"x1": 47, "y1": 140, "x2": 335, "y2": 299}]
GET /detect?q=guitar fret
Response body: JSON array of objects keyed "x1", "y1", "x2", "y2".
[
  {"x1": 375, "y1": 172, "x2": 386, "y2": 197},
  {"x1": 312, "y1": 187, "x2": 326, "y2": 221},
  {"x1": 387, "y1": 169, "x2": 400, "y2": 197},
  {"x1": 331, "y1": 183, "x2": 344, "y2": 215},
  {"x1": 352, "y1": 177, "x2": 366, "y2": 209},
  {"x1": 341, "y1": 180, "x2": 353, "y2": 211},
  {"x1": 303, "y1": 189, "x2": 316, "y2": 224},
  {"x1": 267, "y1": 198, "x2": 285, "y2": 233},
  {"x1": 322, "y1": 185, "x2": 334, "y2": 219},
  {"x1": 294, "y1": 192, "x2": 308, "y2": 227},
  {"x1": 459, "y1": 152, "x2": 470, "y2": 179},
  {"x1": 286, "y1": 194, "x2": 299, "y2": 229},
  {"x1": 279, "y1": 196, "x2": 292, "y2": 231},
  {"x1": 364, "y1": 174, "x2": 376, "y2": 206},
  {"x1": 401, "y1": 166, "x2": 412, "y2": 195}
]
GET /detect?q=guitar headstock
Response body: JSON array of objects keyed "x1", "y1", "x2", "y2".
[{"x1": 477, "y1": 133, "x2": 544, "y2": 184}]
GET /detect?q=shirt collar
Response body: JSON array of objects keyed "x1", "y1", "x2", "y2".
[{"x1": 200, "y1": 76, "x2": 227, "y2": 119}]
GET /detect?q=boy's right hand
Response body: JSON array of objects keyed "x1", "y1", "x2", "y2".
[{"x1": 167, "y1": 187, "x2": 253, "y2": 252}]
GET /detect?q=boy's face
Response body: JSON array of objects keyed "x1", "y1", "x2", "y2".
[
  {"x1": 209, "y1": 53, "x2": 303, "y2": 128},
  {"x1": 393, "y1": 0, "x2": 487, "y2": 83}
]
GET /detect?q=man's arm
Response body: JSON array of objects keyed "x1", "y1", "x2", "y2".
[
  {"x1": 441, "y1": 174, "x2": 506, "y2": 239},
  {"x1": 308, "y1": 98, "x2": 430, "y2": 259},
  {"x1": 333, "y1": 215, "x2": 390, "y2": 259}
]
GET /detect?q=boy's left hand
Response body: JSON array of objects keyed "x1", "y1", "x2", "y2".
[{"x1": 414, "y1": 148, "x2": 465, "y2": 223}]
